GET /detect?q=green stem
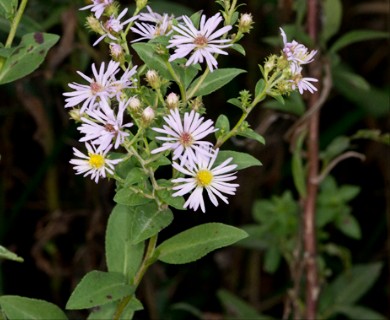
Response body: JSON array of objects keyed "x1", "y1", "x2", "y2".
[
  {"x1": 113, "y1": 234, "x2": 158, "y2": 320},
  {"x1": 215, "y1": 84, "x2": 268, "y2": 148},
  {"x1": 165, "y1": 61, "x2": 187, "y2": 103},
  {"x1": 0, "y1": 0, "x2": 29, "y2": 71},
  {"x1": 186, "y1": 67, "x2": 210, "y2": 100}
]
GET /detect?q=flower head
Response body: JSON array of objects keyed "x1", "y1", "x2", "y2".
[
  {"x1": 280, "y1": 28, "x2": 317, "y2": 68},
  {"x1": 94, "y1": 8, "x2": 137, "y2": 46},
  {"x1": 290, "y1": 66, "x2": 318, "y2": 94},
  {"x1": 78, "y1": 99, "x2": 133, "y2": 152},
  {"x1": 171, "y1": 149, "x2": 239, "y2": 213},
  {"x1": 80, "y1": 0, "x2": 114, "y2": 19},
  {"x1": 70, "y1": 143, "x2": 122, "y2": 183},
  {"x1": 151, "y1": 108, "x2": 217, "y2": 166},
  {"x1": 168, "y1": 13, "x2": 232, "y2": 72},
  {"x1": 63, "y1": 60, "x2": 120, "y2": 112}
]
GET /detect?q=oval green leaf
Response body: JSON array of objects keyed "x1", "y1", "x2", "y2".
[
  {"x1": 157, "y1": 223, "x2": 248, "y2": 264},
  {"x1": 187, "y1": 68, "x2": 246, "y2": 97},
  {"x1": 214, "y1": 150, "x2": 262, "y2": 171},
  {"x1": 66, "y1": 271, "x2": 134, "y2": 310},
  {"x1": 0, "y1": 32, "x2": 59, "y2": 84},
  {"x1": 0, "y1": 296, "x2": 67, "y2": 320}
]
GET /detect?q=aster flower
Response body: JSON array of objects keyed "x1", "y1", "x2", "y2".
[
  {"x1": 290, "y1": 66, "x2": 318, "y2": 94},
  {"x1": 151, "y1": 108, "x2": 217, "y2": 166},
  {"x1": 80, "y1": 0, "x2": 113, "y2": 19},
  {"x1": 279, "y1": 27, "x2": 317, "y2": 68},
  {"x1": 168, "y1": 13, "x2": 232, "y2": 72},
  {"x1": 138, "y1": 5, "x2": 174, "y2": 24},
  {"x1": 70, "y1": 143, "x2": 122, "y2": 183},
  {"x1": 94, "y1": 8, "x2": 137, "y2": 46},
  {"x1": 130, "y1": 15, "x2": 172, "y2": 42},
  {"x1": 78, "y1": 99, "x2": 133, "y2": 152},
  {"x1": 171, "y1": 149, "x2": 239, "y2": 213},
  {"x1": 63, "y1": 60, "x2": 120, "y2": 112},
  {"x1": 111, "y1": 65, "x2": 138, "y2": 100}
]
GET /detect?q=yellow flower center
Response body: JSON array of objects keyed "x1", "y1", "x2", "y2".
[
  {"x1": 196, "y1": 169, "x2": 213, "y2": 187},
  {"x1": 88, "y1": 154, "x2": 105, "y2": 169}
]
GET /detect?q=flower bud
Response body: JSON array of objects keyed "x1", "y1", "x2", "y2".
[
  {"x1": 109, "y1": 43, "x2": 124, "y2": 63},
  {"x1": 238, "y1": 13, "x2": 254, "y2": 33},
  {"x1": 69, "y1": 108, "x2": 83, "y2": 122},
  {"x1": 142, "y1": 106, "x2": 155, "y2": 125},
  {"x1": 128, "y1": 96, "x2": 141, "y2": 111},
  {"x1": 86, "y1": 15, "x2": 104, "y2": 35},
  {"x1": 136, "y1": 0, "x2": 148, "y2": 11},
  {"x1": 166, "y1": 92, "x2": 179, "y2": 109},
  {"x1": 145, "y1": 69, "x2": 160, "y2": 89},
  {"x1": 190, "y1": 96, "x2": 204, "y2": 112}
]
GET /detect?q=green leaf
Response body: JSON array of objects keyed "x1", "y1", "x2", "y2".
[
  {"x1": 105, "y1": 205, "x2": 145, "y2": 282},
  {"x1": 330, "y1": 30, "x2": 389, "y2": 53},
  {"x1": 254, "y1": 79, "x2": 265, "y2": 97},
  {"x1": 334, "y1": 305, "x2": 386, "y2": 320},
  {"x1": 132, "y1": 42, "x2": 172, "y2": 80},
  {"x1": 321, "y1": 0, "x2": 342, "y2": 44},
  {"x1": 173, "y1": 62, "x2": 200, "y2": 89},
  {"x1": 319, "y1": 262, "x2": 383, "y2": 314},
  {"x1": 292, "y1": 131, "x2": 307, "y2": 198},
  {"x1": 321, "y1": 136, "x2": 351, "y2": 163},
  {"x1": 114, "y1": 188, "x2": 153, "y2": 207},
  {"x1": 215, "y1": 114, "x2": 230, "y2": 139},
  {"x1": 187, "y1": 68, "x2": 246, "y2": 97},
  {"x1": 335, "y1": 212, "x2": 361, "y2": 239},
  {"x1": 217, "y1": 289, "x2": 273, "y2": 319},
  {"x1": 0, "y1": 0, "x2": 17, "y2": 20},
  {"x1": 237, "y1": 125, "x2": 265, "y2": 145},
  {"x1": 0, "y1": 245, "x2": 23, "y2": 262},
  {"x1": 157, "y1": 223, "x2": 248, "y2": 264},
  {"x1": 66, "y1": 271, "x2": 134, "y2": 310},
  {"x1": 231, "y1": 43, "x2": 246, "y2": 56},
  {"x1": 263, "y1": 91, "x2": 305, "y2": 116},
  {"x1": 87, "y1": 298, "x2": 143, "y2": 320},
  {"x1": 264, "y1": 247, "x2": 282, "y2": 273},
  {"x1": 124, "y1": 167, "x2": 147, "y2": 186},
  {"x1": 156, "y1": 180, "x2": 186, "y2": 210},
  {"x1": 128, "y1": 203, "x2": 174, "y2": 244},
  {"x1": 0, "y1": 296, "x2": 67, "y2": 320},
  {"x1": 0, "y1": 32, "x2": 59, "y2": 84},
  {"x1": 214, "y1": 150, "x2": 262, "y2": 171}
]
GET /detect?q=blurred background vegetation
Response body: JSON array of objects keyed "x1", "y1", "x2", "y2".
[{"x1": 0, "y1": 0, "x2": 388, "y2": 319}]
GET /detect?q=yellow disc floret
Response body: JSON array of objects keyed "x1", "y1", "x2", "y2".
[
  {"x1": 196, "y1": 169, "x2": 213, "y2": 187},
  {"x1": 88, "y1": 153, "x2": 105, "y2": 169}
]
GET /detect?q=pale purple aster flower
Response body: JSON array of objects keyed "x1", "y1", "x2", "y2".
[
  {"x1": 151, "y1": 108, "x2": 217, "y2": 166},
  {"x1": 63, "y1": 60, "x2": 120, "y2": 112},
  {"x1": 80, "y1": 0, "x2": 113, "y2": 19},
  {"x1": 130, "y1": 15, "x2": 172, "y2": 42},
  {"x1": 171, "y1": 149, "x2": 239, "y2": 213},
  {"x1": 70, "y1": 143, "x2": 122, "y2": 183},
  {"x1": 111, "y1": 65, "x2": 138, "y2": 100},
  {"x1": 168, "y1": 13, "x2": 232, "y2": 72},
  {"x1": 78, "y1": 99, "x2": 133, "y2": 152},
  {"x1": 289, "y1": 65, "x2": 318, "y2": 94},
  {"x1": 94, "y1": 8, "x2": 137, "y2": 46},
  {"x1": 280, "y1": 27, "x2": 317, "y2": 69}
]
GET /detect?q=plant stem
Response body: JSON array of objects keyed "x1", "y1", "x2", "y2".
[
  {"x1": 0, "y1": 0, "x2": 29, "y2": 71},
  {"x1": 113, "y1": 234, "x2": 158, "y2": 320},
  {"x1": 303, "y1": 0, "x2": 320, "y2": 318},
  {"x1": 165, "y1": 61, "x2": 187, "y2": 103},
  {"x1": 186, "y1": 67, "x2": 210, "y2": 100}
]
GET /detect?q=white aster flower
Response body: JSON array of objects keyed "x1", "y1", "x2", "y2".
[
  {"x1": 70, "y1": 143, "x2": 122, "y2": 183},
  {"x1": 111, "y1": 65, "x2": 138, "y2": 100},
  {"x1": 80, "y1": 0, "x2": 113, "y2": 19},
  {"x1": 63, "y1": 60, "x2": 120, "y2": 112},
  {"x1": 138, "y1": 5, "x2": 174, "y2": 24},
  {"x1": 280, "y1": 27, "x2": 317, "y2": 69},
  {"x1": 94, "y1": 8, "x2": 137, "y2": 46},
  {"x1": 151, "y1": 108, "x2": 217, "y2": 166},
  {"x1": 168, "y1": 13, "x2": 232, "y2": 72},
  {"x1": 78, "y1": 99, "x2": 133, "y2": 152},
  {"x1": 171, "y1": 149, "x2": 239, "y2": 213},
  {"x1": 290, "y1": 66, "x2": 318, "y2": 94}
]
